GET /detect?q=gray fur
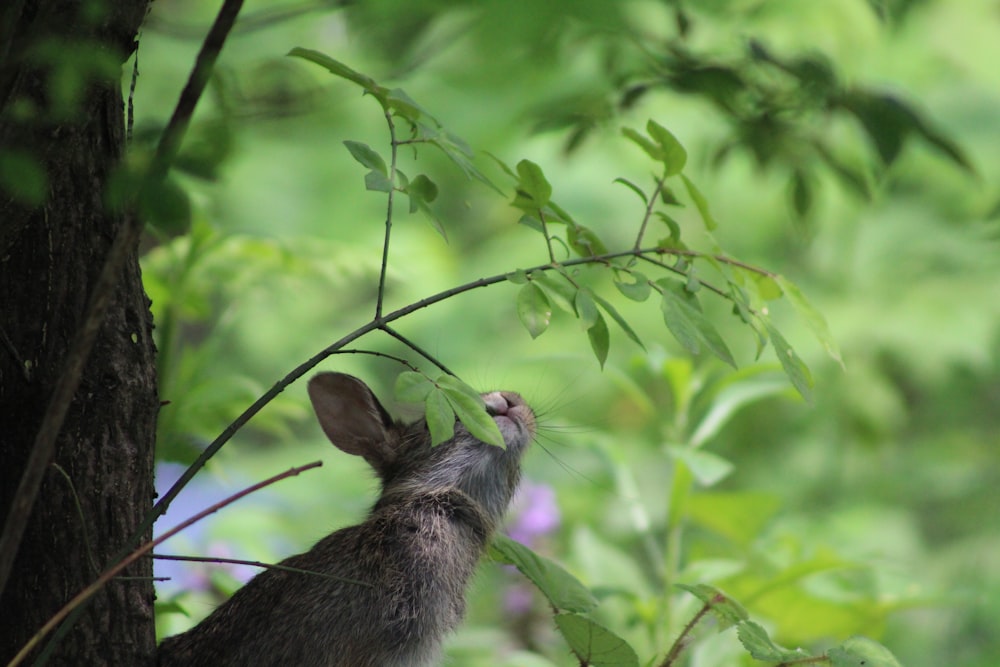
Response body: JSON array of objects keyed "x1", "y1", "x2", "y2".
[{"x1": 157, "y1": 372, "x2": 535, "y2": 667}]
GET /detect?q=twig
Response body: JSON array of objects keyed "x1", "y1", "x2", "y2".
[
  {"x1": 659, "y1": 601, "x2": 712, "y2": 667},
  {"x1": 7, "y1": 462, "x2": 321, "y2": 667},
  {"x1": 375, "y1": 107, "x2": 399, "y2": 319},
  {"x1": 151, "y1": 553, "x2": 372, "y2": 587},
  {"x1": 380, "y1": 325, "x2": 455, "y2": 376},
  {"x1": 633, "y1": 173, "x2": 668, "y2": 251}
]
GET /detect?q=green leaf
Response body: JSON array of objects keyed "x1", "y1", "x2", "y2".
[
  {"x1": 531, "y1": 272, "x2": 576, "y2": 313},
  {"x1": 613, "y1": 271, "x2": 651, "y2": 302},
  {"x1": 575, "y1": 288, "x2": 600, "y2": 329},
  {"x1": 765, "y1": 322, "x2": 813, "y2": 402},
  {"x1": 364, "y1": 170, "x2": 392, "y2": 193},
  {"x1": 424, "y1": 387, "x2": 455, "y2": 446},
  {"x1": 654, "y1": 212, "x2": 682, "y2": 243},
  {"x1": 775, "y1": 275, "x2": 843, "y2": 367},
  {"x1": 592, "y1": 292, "x2": 645, "y2": 349},
  {"x1": 680, "y1": 174, "x2": 717, "y2": 230},
  {"x1": 689, "y1": 374, "x2": 792, "y2": 448},
  {"x1": 660, "y1": 287, "x2": 736, "y2": 367},
  {"x1": 490, "y1": 534, "x2": 598, "y2": 613},
  {"x1": 687, "y1": 491, "x2": 782, "y2": 546},
  {"x1": 436, "y1": 375, "x2": 505, "y2": 448},
  {"x1": 587, "y1": 313, "x2": 610, "y2": 369},
  {"x1": 386, "y1": 87, "x2": 437, "y2": 125},
  {"x1": 140, "y1": 176, "x2": 192, "y2": 236},
  {"x1": 513, "y1": 159, "x2": 552, "y2": 210},
  {"x1": 506, "y1": 269, "x2": 529, "y2": 285},
  {"x1": 675, "y1": 583, "x2": 749, "y2": 628},
  {"x1": 668, "y1": 447, "x2": 734, "y2": 487},
  {"x1": 646, "y1": 119, "x2": 687, "y2": 176},
  {"x1": 737, "y1": 621, "x2": 809, "y2": 662},
  {"x1": 343, "y1": 140, "x2": 387, "y2": 175},
  {"x1": 395, "y1": 371, "x2": 434, "y2": 403},
  {"x1": 567, "y1": 223, "x2": 608, "y2": 257},
  {"x1": 827, "y1": 636, "x2": 903, "y2": 667},
  {"x1": 612, "y1": 177, "x2": 648, "y2": 205},
  {"x1": 517, "y1": 283, "x2": 552, "y2": 339},
  {"x1": 287, "y1": 48, "x2": 382, "y2": 95},
  {"x1": 621, "y1": 126, "x2": 662, "y2": 162},
  {"x1": 555, "y1": 613, "x2": 640, "y2": 667},
  {"x1": 408, "y1": 174, "x2": 438, "y2": 203}
]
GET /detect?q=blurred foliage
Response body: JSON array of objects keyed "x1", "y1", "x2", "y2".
[{"x1": 106, "y1": 0, "x2": 1000, "y2": 665}]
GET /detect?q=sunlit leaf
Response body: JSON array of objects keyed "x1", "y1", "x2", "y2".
[
  {"x1": 424, "y1": 387, "x2": 455, "y2": 446},
  {"x1": 622, "y1": 126, "x2": 662, "y2": 162},
  {"x1": 490, "y1": 534, "x2": 598, "y2": 613},
  {"x1": 517, "y1": 282, "x2": 552, "y2": 339},
  {"x1": 395, "y1": 371, "x2": 434, "y2": 402},
  {"x1": 437, "y1": 374, "x2": 504, "y2": 447},
  {"x1": 737, "y1": 621, "x2": 809, "y2": 662},
  {"x1": 668, "y1": 447, "x2": 734, "y2": 486},
  {"x1": 555, "y1": 613, "x2": 640, "y2": 667}
]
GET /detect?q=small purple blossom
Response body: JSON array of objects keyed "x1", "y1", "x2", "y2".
[{"x1": 506, "y1": 480, "x2": 560, "y2": 547}]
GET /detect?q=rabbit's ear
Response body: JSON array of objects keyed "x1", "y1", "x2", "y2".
[{"x1": 308, "y1": 373, "x2": 397, "y2": 465}]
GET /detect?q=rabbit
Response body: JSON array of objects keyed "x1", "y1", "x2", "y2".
[{"x1": 156, "y1": 371, "x2": 536, "y2": 667}]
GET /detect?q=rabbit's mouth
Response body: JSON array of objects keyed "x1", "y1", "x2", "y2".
[{"x1": 484, "y1": 391, "x2": 535, "y2": 447}]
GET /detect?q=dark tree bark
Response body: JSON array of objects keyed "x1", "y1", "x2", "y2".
[{"x1": 0, "y1": 1, "x2": 157, "y2": 665}]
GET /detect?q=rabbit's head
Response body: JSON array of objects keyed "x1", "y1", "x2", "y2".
[{"x1": 308, "y1": 372, "x2": 535, "y2": 525}]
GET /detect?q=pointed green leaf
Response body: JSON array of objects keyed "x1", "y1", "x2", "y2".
[
  {"x1": 613, "y1": 271, "x2": 651, "y2": 302},
  {"x1": 364, "y1": 170, "x2": 392, "y2": 193},
  {"x1": 591, "y1": 292, "x2": 645, "y2": 349},
  {"x1": 575, "y1": 288, "x2": 600, "y2": 329},
  {"x1": 612, "y1": 177, "x2": 648, "y2": 205},
  {"x1": 660, "y1": 288, "x2": 736, "y2": 367},
  {"x1": 675, "y1": 583, "x2": 749, "y2": 628},
  {"x1": 587, "y1": 313, "x2": 610, "y2": 369},
  {"x1": 646, "y1": 119, "x2": 687, "y2": 176},
  {"x1": 532, "y1": 272, "x2": 576, "y2": 313},
  {"x1": 555, "y1": 613, "x2": 640, "y2": 667},
  {"x1": 567, "y1": 223, "x2": 607, "y2": 257},
  {"x1": 513, "y1": 159, "x2": 552, "y2": 209},
  {"x1": 622, "y1": 126, "x2": 662, "y2": 162},
  {"x1": 775, "y1": 275, "x2": 843, "y2": 367},
  {"x1": 668, "y1": 447, "x2": 734, "y2": 487},
  {"x1": 737, "y1": 621, "x2": 809, "y2": 662},
  {"x1": 437, "y1": 375, "x2": 504, "y2": 448},
  {"x1": 765, "y1": 322, "x2": 813, "y2": 402},
  {"x1": 343, "y1": 140, "x2": 387, "y2": 175},
  {"x1": 490, "y1": 534, "x2": 598, "y2": 614},
  {"x1": 517, "y1": 283, "x2": 552, "y2": 339},
  {"x1": 386, "y1": 87, "x2": 436, "y2": 124},
  {"x1": 680, "y1": 174, "x2": 717, "y2": 230},
  {"x1": 425, "y1": 387, "x2": 455, "y2": 446},
  {"x1": 287, "y1": 48, "x2": 381, "y2": 94},
  {"x1": 395, "y1": 371, "x2": 434, "y2": 403},
  {"x1": 828, "y1": 636, "x2": 903, "y2": 667}
]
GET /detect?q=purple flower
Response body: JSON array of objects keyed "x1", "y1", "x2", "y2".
[{"x1": 506, "y1": 480, "x2": 560, "y2": 547}]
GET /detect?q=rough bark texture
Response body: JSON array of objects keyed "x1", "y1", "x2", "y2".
[{"x1": 0, "y1": 1, "x2": 157, "y2": 665}]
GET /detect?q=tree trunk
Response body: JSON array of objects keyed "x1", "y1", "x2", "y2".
[{"x1": 0, "y1": 1, "x2": 157, "y2": 665}]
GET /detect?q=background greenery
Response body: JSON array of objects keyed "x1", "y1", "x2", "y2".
[{"x1": 137, "y1": 1, "x2": 1000, "y2": 665}]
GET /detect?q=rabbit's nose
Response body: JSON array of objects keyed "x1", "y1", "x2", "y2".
[{"x1": 483, "y1": 392, "x2": 509, "y2": 416}]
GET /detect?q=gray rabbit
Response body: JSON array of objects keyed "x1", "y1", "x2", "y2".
[{"x1": 157, "y1": 372, "x2": 535, "y2": 666}]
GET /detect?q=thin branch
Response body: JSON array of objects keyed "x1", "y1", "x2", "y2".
[
  {"x1": 7, "y1": 462, "x2": 321, "y2": 667},
  {"x1": 151, "y1": 553, "x2": 372, "y2": 587},
  {"x1": 659, "y1": 601, "x2": 712, "y2": 667},
  {"x1": 375, "y1": 107, "x2": 399, "y2": 319},
  {"x1": 380, "y1": 325, "x2": 455, "y2": 376},
  {"x1": 633, "y1": 173, "x2": 668, "y2": 251}
]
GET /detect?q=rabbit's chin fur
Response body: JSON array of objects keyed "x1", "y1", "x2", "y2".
[{"x1": 157, "y1": 373, "x2": 535, "y2": 667}]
